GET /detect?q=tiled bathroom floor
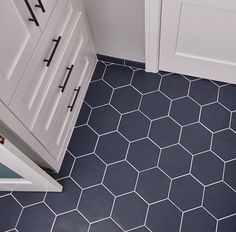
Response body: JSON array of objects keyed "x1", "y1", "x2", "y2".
[{"x1": 1, "y1": 56, "x2": 236, "y2": 232}]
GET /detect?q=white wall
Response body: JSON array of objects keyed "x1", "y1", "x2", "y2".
[{"x1": 83, "y1": 0, "x2": 145, "y2": 62}]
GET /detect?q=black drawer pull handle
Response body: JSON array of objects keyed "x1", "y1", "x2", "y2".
[
  {"x1": 24, "y1": 0, "x2": 39, "y2": 27},
  {"x1": 68, "y1": 87, "x2": 81, "y2": 112},
  {"x1": 59, "y1": 65, "x2": 74, "y2": 93},
  {"x1": 35, "y1": 0, "x2": 45, "y2": 13},
  {"x1": 44, "y1": 36, "x2": 61, "y2": 67}
]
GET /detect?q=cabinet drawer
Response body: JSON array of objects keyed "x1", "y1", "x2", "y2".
[
  {"x1": 9, "y1": 0, "x2": 80, "y2": 130},
  {"x1": 32, "y1": 11, "x2": 87, "y2": 158}
]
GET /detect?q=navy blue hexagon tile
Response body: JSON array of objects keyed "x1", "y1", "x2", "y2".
[
  {"x1": 170, "y1": 175, "x2": 204, "y2": 211},
  {"x1": 53, "y1": 211, "x2": 89, "y2": 232},
  {"x1": 111, "y1": 86, "x2": 141, "y2": 113},
  {"x1": 88, "y1": 105, "x2": 120, "y2": 134},
  {"x1": 112, "y1": 192, "x2": 148, "y2": 231},
  {"x1": 103, "y1": 161, "x2": 138, "y2": 195},
  {"x1": 78, "y1": 185, "x2": 114, "y2": 222},
  {"x1": 17, "y1": 203, "x2": 55, "y2": 232},
  {"x1": 200, "y1": 103, "x2": 230, "y2": 132},
  {"x1": 224, "y1": 160, "x2": 236, "y2": 191},
  {"x1": 45, "y1": 178, "x2": 81, "y2": 214},
  {"x1": 0, "y1": 195, "x2": 22, "y2": 231},
  {"x1": 71, "y1": 154, "x2": 105, "y2": 188},
  {"x1": 132, "y1": 70, "x2": 161, "y2": 94},
  {"x1": 85, "y1": 80, "x2": 113, "y2": 107},
  {"x1": 68, "y1": 125, "x2": 98, "y2": 157},
  {"x1": 140, "y1": 91, "x2": 170, "y2": 120},
  {"x1": 203, "y1": 182, "x2": 236, "y2": 219},
  {"x1": 75, "y1": 102, "x2": 91, "y2": 127},
  {"x1": 181, "y1": 207, "x2": 216, "y2": 232},
  {"x1": 219, "y1": 85, "x2": 236, "y2": 111},
  {"x1": 149, "y1": 117, "x2": 181, "y2": 147},
  {"x1": 129, "y1": 226, "x2": 150, "y2": 232},
  {"x1": 231, "y1": 112, "x2": 236, "y2": 132},
  {"x1": 89, "y1": 219, "x2": 122, "y2": 232},
  {"x1": 136, "y1": 168, "x2": 170, "y2": 203},
  {"x1": 159, "y1": 145, "x2": 192, "y2": 178},
  {"x1": 180, "y1": 123, "x2": 212, "y2": 154},
  {"x1": 160, "y1": 73, "x2": 189, "y2": 99},
  {"x1": 212, "y1": 129, "x2": 236, "y2": 161},
  {"x1": 91, "y1": 61, "x2": 106, "y2": 82},
  {"x1": 189, "y1": 79, "x2": 218, "y2": 105},
  {"x1": 146, "y1": 200, "x2": 182, "y2": 232},
  {"x1": 127, "y1": 138, "x2": 160, "y2": 171},
  {"x1": 170, "y1": 97, "x2": 200, "y2": 126},
  {"x1": 191, "y1": 151, "x2": 224, "y2": 185},
  {"x1": 96, "y1": 132, "x2": 129, "y2": 164},
  {"x1": 218, "y1": 215, "x2": 236, "y2": 232},
  {"x1": 118, "y1": 111, "x2": 150, "y2": 141},
  {"x1": 103, "y1": 64, "x2": 133, "y2": 88}
]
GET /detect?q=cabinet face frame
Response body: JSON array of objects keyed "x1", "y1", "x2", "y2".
[{"x1": 145, "y1": 0, "x2": 162, "y2": 73}]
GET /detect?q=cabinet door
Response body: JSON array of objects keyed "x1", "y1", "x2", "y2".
[
  {"x1": 0, "y1": 0, "x2": 41, "y2": 105},
  {"x1": 9, "y1": 0, "x2": 80, "y2": 130},
  {"x1": 160, "y1": 0, "x2": 236, "y2": 84},
  {"x1": 0, "y1": 135, "x2": 61, "y2": 192}
]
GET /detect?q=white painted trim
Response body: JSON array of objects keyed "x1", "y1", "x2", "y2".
[{"x1": 145, "y1": 0, "x2": 162, "y2": 73}]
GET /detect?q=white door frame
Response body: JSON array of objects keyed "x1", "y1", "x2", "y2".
[{"x1": 145, "y1": 0, "x2": 162, "y2": 73}]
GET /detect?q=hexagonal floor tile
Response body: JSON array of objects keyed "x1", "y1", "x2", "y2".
[
  {"x1": 118, "y1": 111, "x2": 150, "y2": 141},
  {"x1": 149, "y1": 117, "x2": 181, "y2": 148},
  {"x1": 140, "y1": 91, "x2": 170, "y2": 120},
  {"x1": 129, "y1": 226, "x2": 149, "y2": 232},
  {"x1": 231, "y1": 112, "x2": 236, "y2": 132},
  {"x1": 85, "y1": 80, "x2": 113, "y2": 107},
  {"x1": 88, "y1": 105, "x2": 120, "y2": 134},
  {"x1": 12, "y1": 191, "x2": 45, "y2": 207},
  {"x1": 103, "y1": 161, "x2": 138, "y2": 195},
  {"x1": 68, "y1": 125, "x2": 98, "y2": 157},
  {"x1": 127, "y1": 138, "x2": 160, "y2": 171},
  {"x1": 45, "y1": 178, "x2": 81, "y2": 214},
  {"x1": 71, "y1": 154, "x2": 106, "y2": 188},
  {"x1": 200, "y1": 103, "x2": 230, "y2": 132},
  {"x1": 212, "y1": 129, "x2": 236, "y2": 161},
  {"x1": 103, "y1": 64, "x2": 133, "y2": 88},
  {"x1": 170, "y1": 175, "x2": 204, "y2": 211},
  {"x1": 159, "y1": 145, "x2": 192, "y2": 178},
  {"x1": 218, "y1": 215, "x2": 236, "y2": 232},
  {"x1": 52, "y1": 211, "x2": 89, "y2": 232},
  {"x1": 191, "y1": 151, "x2": 224, "y2": 185},
  {"x1": 132, "y1": 70, "x2": 161, "y2": 94},
  {"x1": 160, "y1": 73, "x2": 189, "y2": 99},
  {"x1": 0, "y1": 195, "x2": 21, "y2": 231},
  {"x1": 136, "y1": 168, "x2": 170, "y2": 203},
  {"x1": 180, "y1": 123, "x2": 211, "y2": 154},
  {"x1": 96, "y1": 132, "x2": 128, "y2": 164},
  {"x1": 189, "y1": 79, "x2": 218, "y2": 105},
  {"x1": 112, "y1": 193, "x2": 148, "y2": 231},
  {"x1": 224, "y1": 160, "x2": 236, "y2": 191},
  {"x1": 219, "y1": 85, "x2": 236, "y2": 111},
  {"x1": 181, "y1": 208, "x2": 216, "y2": 232},
  {"x1": 75, "y1": 102, "x2": 91, "y2": 126},
  {"x1": 146, "y1": 200, "x2": 182, "y2": 232},
  {"x1": 90, "y1": 219, "x2": 122, "y2": 232},
  {"x1": 203, "y1": 182, "x2": 236, "y2": 219},
  {"x1": 91, "y1": 61, "x2": 106, "y2": 82},
  {"x1": 78, "y1": 185, "x2": 114, "y2": 222},
  {"x1": 111, "y1": 86, "x2": 141, "y2": 114},
  {"x1": 170, "y1": 97, "x2": 200, "y2": 126},
  {"x1": 17, "y1": 203, "x2": 54, "y2": 232}
]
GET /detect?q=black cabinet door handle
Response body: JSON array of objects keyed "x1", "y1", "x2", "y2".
[
  {"x1": 68, "y1": 87, "x2": 81, "y2": 112},
  {"x1": 35, "y1": 0, "x2": 45, "y2": 13},
  {"x1": 44, "y1": 36, "x2": 61, "y2": 67},
  {"x1": 24, "y1": 0, "x2": 39, "y2": 26},
  {"x1": 59, "y1": 65, "x2": 74, "y2": 93}
]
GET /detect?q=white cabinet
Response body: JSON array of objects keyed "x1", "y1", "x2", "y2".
[
  {"x1": 0, "y1": 0, "x2": 96, "y2": 174},
  {"x1": 0, "y1": 0, "x2": 41, "y2": 105},
  {"x1": 159, "y1": 0, "x2": 236, "y2": 84}
]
